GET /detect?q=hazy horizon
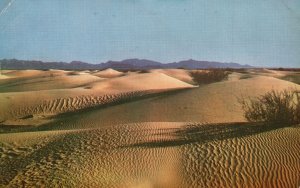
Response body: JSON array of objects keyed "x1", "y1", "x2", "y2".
[
  {"x1": 0, "y1": 0, "x2": 299, "y2": 67},
  {"x1": 0, "y1": 57, "x2": 252, "y2": 65}
]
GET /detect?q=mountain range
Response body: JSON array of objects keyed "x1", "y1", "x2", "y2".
[{"x1": 0, "y1": 59, "x2": 252, "y2": 70}]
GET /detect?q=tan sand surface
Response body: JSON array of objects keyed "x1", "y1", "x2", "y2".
[
  {"x1": 150, "y1": 69, "x2": 194, "y2": 84},
  {"x1": 43, "y1": 75, "x2": 300, "y2": 131},
  {"x1": 92, "y1": 68, "x2": 124, "y2": 78},
  {"x1": 89, "y1": 72, "x2": 194, "y2": 91},
  {"x1": 0, "y1": 74, "x2": 103, "y2": 92},
  {"x1": 2, "y1": 70, "x2": 50, "y2": 78},
  {"x1": 1, "y1": 69, "x2": 299, "y2": 187},
  {"x1": 0, "y1": 71, "x2": 194, "y2": 124},
  {"x1": 0, "y1": 122, "x2": 299, "y2": 187}
]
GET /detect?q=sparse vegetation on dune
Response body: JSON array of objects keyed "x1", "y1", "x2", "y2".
[
  {"x1": 224, "y1": 68, "x2": 248, "y2": 73},
  {"x1": 239, "y1": 89, "x2": 300, "y2": 125},
  {"x1": 270, "y1": 68, "x2": 300, "y2": 72},
  {"x1": 138, "y1": 69, "x2": 150, "y2": 73},
  {"x1": 67, "y1": 71, "x2": 80, "y2": 76},
  {"x1": 116, "y1": 69, "x2": 147, "y2": 73},
  {"x1": 116, "y1": 69, "x2": 151, "y2": 73},
  {"x1": 190, "y1": 69, "x2": 230, "y2": 85},
  {"x1": 280, "y1": 74, "x2": 300, "y2": 85},
  {"x1": 1, "y1": 69, "x2": 300, "y2": 187}
]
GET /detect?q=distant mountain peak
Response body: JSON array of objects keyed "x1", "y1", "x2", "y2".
[{"x1": 0, "y1": 59, "x2": 252, "y2": 70}]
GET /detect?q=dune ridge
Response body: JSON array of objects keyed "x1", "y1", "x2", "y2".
[
  {"x1": 0, "y1": 71, "x2": 194, "y2": 124},
  {"x1": 5, "y1": 89, "x2": 177, "y2": 121},
  {"x1": 1, "y1": 69, "x2": 300, "y2": 187},
  {"x1": 92, "y1": 68, "x2": 124, "y2": 78}
]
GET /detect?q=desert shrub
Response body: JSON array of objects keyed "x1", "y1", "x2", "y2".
[
  {"x1": 139, "y1": 70, "x2": 150, "y2": 73},
  {"x1": 190, "y1": 69, "x2": 230, "y2": 85},
  {"x1": 239, "y1": 89, "x2": 300, "y2": 125},
  {"x1": 270, "y1": 68, "x2": 300, "y2": 72},
  {"x1": 67, "y1": 71, "x2": 80, "y2": 76},
  {"x1": 224, "y1": 68, "x2": 247, "y2": 73},
  {"x1": 240, "y1": 74, "x2": 252, "y2": 79}
]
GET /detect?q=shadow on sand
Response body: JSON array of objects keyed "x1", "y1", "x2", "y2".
[
  {"x1": 126, "y1": 122, "x2": 290, "y2": 148},
  {"x1": 0, "y1": 88, "x2": 193, "y2": 134}
]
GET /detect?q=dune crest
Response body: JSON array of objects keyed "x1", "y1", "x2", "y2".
[
  {"x1": 93, "y1": 68, "x2": 124, "y2": 78},
  {"x1": 0, "y1": 71, "x2": 194, "y2": 124},
  {"x1": 150, "y1": 69, "x2": 194, "y2": 84},
  {"x1": 1, "y1": 69, "x2": 300, "y2": 187},
  {"x1": 89, "y1": 72, "x2": 194, "y2": 91}
]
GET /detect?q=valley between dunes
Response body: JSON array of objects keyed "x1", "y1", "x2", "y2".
[{"x1": 0, "y1": 68, "x2": 300, "y2": 187}]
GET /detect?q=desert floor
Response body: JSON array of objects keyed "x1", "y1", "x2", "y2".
[{"x1": 0, "y1": 68, "x2": 300, "y2": 187}]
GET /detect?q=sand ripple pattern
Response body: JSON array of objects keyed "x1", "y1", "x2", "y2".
[
  {"x1": 0, "y1": 123, "x2": 299, "y2": 187},
  {"x1": 0, "y1": 123, "x2": 182, "y2": 187},
  {"x1": 182, "y1": 125, "x2": 300, "y2": 188},
  {"x1": 8, "y1": 90, "x2": 165, "y2": 119}
]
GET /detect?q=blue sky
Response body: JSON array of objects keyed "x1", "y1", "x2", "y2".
[{"x1": 0, "y1": 0, "x2": 299, "y2": 67}]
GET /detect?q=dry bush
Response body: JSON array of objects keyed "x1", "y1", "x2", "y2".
[
  {"x1": 139, "y1": 70, "x2": 150, "y2": 73},
  {"x1": 190, "y1": 69, "x2": 230, "y2": 85},
  {"x1": 270, "y1": 68, "x2": 300, "y2": 72},
  {"x1": 239, "y1": 89, "x2": 300, "y2": 125},
  {"x1": 224, "y1": 68, "x2": 248, "y2": 74},
  {"x1": 67, "y1": 71, "x2": 80, "y2": 76},
  {"x1": 117, "y1": 69, "x2": 138, "y2": 73}
]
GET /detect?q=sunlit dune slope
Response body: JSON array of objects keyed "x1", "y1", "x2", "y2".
[
  {"x1": 0, "y1": 71, "x2": 194, "y2": 123},
  {"x1": 0, "y1": 74, "x2": 103, "y2": 92},
  {"x1": 2, "y1": 70, "x2": 51, "y2": 78},
  {"x1": 150, "y1": 69, "x2": 194, "y2": 84},
  {"x1": 48, "y1": 75, "x2": 300, "y2": 130},
  {"x1": 92, "y1": 68, "x2": 124, "y2": 78},
  {"x1": 1, "y1": 69, "x2": 300, "y2": 187},
  {"x1": 88, "y1": 72, "x2": 194, "y2": 91}
]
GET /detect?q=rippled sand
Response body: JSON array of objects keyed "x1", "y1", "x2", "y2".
[
  {"x1": 1, "y1": 69, "x2": 300, "y2": 187},
  {"x1": 0, "y1": 123, "x2": 299, "y2": 187},
  {"x1": 0, "y1": 69, "x2": 193, "y2": 125}
]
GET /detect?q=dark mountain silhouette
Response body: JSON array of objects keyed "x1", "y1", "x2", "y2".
[
  {"x1": 0, "y1": 58, "x2": 252, "y2": 70},
  {"x1": 166, "y1": 59, "x2": 251, "y2": 69},
  {"x1": 101, "y1": 59, "x2": 162, "y2": 69}
]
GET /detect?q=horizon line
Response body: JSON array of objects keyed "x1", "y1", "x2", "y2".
[{"x1": 0, "y1": 58, "x2": 251, "y2": 66}]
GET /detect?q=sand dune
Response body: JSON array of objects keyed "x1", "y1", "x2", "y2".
[
  {"x1": 92, "y1": 68, "x2": 124, "y2": 78},
  {"x1": 42, "y1": 75, "x2": 300, "y2": 131},
  {"x1": 150, "y1": 69, "x2": 194, "y2": 84},
  {"x1": 0, "y1": 75, "x2": 10, "y2": 80},
  {"x1": 1, "y1": 70, "x2": 297, "y2": 127},
  {"x1": 1, "y1": 122, "x2": 299, "y2": 187},
  {"x1": 277, "y1": 71, "x2": 300, "y2": 85},
  {"x1": 2, "y1": 70, "x2": 48, "y2": 78},
  {"x1": 88, "y1": 72, "x2": 194, "y2": 91},
  {"x1": 243, "y1": 68, "x2": 290, "y2": 78},
  {"x1": 1, "y1": 69, "x2": 71, "y2": 80},
  {"x1": 0, "y1": 74, "x2": 103, "y2": 92},
  {"x1": 1, "y1": 69, "x2": 299, "y2": 187},
  {"x1": 0, "y1": 71, "x2": 194, "y2": 124}
]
